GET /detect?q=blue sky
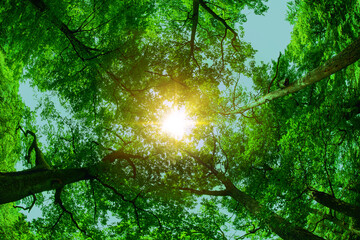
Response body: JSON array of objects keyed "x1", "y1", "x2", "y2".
[{"x1": 243, "y1": 0, "x2": 293, "y2": 63}]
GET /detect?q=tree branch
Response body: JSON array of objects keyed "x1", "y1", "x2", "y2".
[
  {"x1": 309, "y1": 189, "x2": 360, "y2": 220},
  {"x1": 95, "y1": 178, "x2": 155, "y2": 230},
  {"x1": 184, "y1": 150, "x2": 218, "y2": 176},
  {"x1": 311, "y1": 218, "x2": 325, "y2": 233},
  {"x1": 199, "y1": 0, "x2": 238, "y2": 50},
  {"x1": 138, "y1": 208, "x2": 163, "y2": 229},
  {"x1": 54, "y1": 187, "x2": 93, "y2": 239},
  {"x1": 51, "y1": 211, "x2": 64, "y2": 230},
  {"x1": 13, "y1": 193, "x2": 36, "y2": 212},
  {"x1": 17, "y1": 126, "x2": 51, "y2": 170},
  {"x1": 190, "y1": 0, "x2": 200, "y2": 57},
  {"x1": 267, "y1": 52, "x2": 282, "y2": 93},
  {"x1": 236, "y1": 226, "x2": 261, "y2": 240},
  {"x1": 220, "y1": 29, "x2": 227, "y2": 65},
  {"x1": 103, "y1": 127, "x2": 133, "y2": 146},
  {"x1": 104, "y1": 70, "x2": 153, "y2": 97},
  {"x1": 222, "y1": 36, "x2": 360, "y2": 115},
  {"x1": 95, "y1": 177, "x2": 128, "y2": 201},
  {"x1": 101, "y1": 150, "x2": 142, "y2": 179}
]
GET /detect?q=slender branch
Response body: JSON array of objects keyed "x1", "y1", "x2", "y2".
[
  {"x1": 13, "y1": 193, "x2": 37, "y2": 212},
  {"x1": 103, "y1": 127, "x2": 133, "y2": 146},
  {"x1": 77, "y1": 16, "x2": 116, "y2": 33},
  {"x1": 236, "y1": 227, "x2": 261, "y2": 239},
  {"x1": 131, "y1": 201, "x2": 141, "y2": 229},
  {"x1": 105, "y1": 70, "x2": 136, "y2": 97},
  {"x1": 231, "y1": 75, "x2": 241, "y2": 110},
  {"x1": 291, "y1": 187, "x2": 309, "y2": 202},
  {"x1": 138, "y1": 208, "x2": 163, "y2": 229},
  {"x1": 16, "y1": 126, "x2": 51, "y2": 170},
  {"x1": 213, "y1": 220, "x2": 227, "y2": 239},
  {"x1": 73, "y1": 0, "x2": 105, "y2": 33},
  {"x1": 206, "y1": 2, "x2": 226, "y2": 11},
  {"x1": 101, "y1": 150, "x2": 141, "y2": 179},
  {"x1": 104, "y1": 70, "x2": 152, "y2": 97},
  {"x1": 145, "y1": 70, "x2": 170, "y2": 77},
  {"x1": 311, "y1": 218, "x2": 326, "y2": 233},
  {"x1": 211, "y1": 133, "x2": 217, "y2": 165},
  {"x1": 218, "y1": 140, "x2": 230, "y2": 173},
  {"x1": 73, "y1": 5, "x2": 97, "y2": 33},
  {"x1": 54, "y1": 187, "x2": 93, "y2": 239},
  {"x1": 199, "y1": 0, "x2": 238, "y2": 50},
  {"x1": 267, "y1": 52, "x2": 282, "y2": 93},
  {"x1": 95, "y1": 177, "x2": 128, "y2": 201},
  {"x1": 95, "y1": 178, "x2": 149, "y2": 230},
  {"x1": 51, "y1": 211, "x2": 65, "y2": 230}
]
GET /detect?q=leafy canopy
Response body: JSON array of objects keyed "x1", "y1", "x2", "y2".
[{"x1": 0, "y1": 0, "x2": 360, "y2": 239}]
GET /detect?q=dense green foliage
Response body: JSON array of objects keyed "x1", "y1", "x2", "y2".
[
  {"x1": 0, "y1": 50, "x2": 35, "y2": 239},
  {"x1": 0, "y1": 0, "x2": 359, "y2": 239}
]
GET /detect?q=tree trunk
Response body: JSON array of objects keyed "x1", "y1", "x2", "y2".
[
  {"x1": 0, "y1": 168, "x2": 92, "y2": 204},
  {"x1": 226, "y1": 182, "x2": 324, "y2": 240},
  {"x1": 187, "y1": 152, "x2": 324, "y2": 239},
  {"x1": 310, "y1": 190, "x2": 360, "y2": 220},
  {"x1": 226, "y1": 36, "x2": 360, "y2": 114}
]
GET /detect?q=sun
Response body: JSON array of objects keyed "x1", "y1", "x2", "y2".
[{"x1": 162, "y1": 108, "x2": 191, "y2": 140}]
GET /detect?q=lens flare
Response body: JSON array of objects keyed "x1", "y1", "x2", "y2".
[{"x1": 162, "y1": 108, "x2": 189, "y2": 140}]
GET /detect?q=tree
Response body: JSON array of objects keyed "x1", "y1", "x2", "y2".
[{"x1": 0, "y1": 0, "x2": 359, "y2": 239}]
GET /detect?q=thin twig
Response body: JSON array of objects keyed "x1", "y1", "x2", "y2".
[
  {"x1": 13, "y1": 193, "x2": 37, "y2": 212},
  {"x1": 267, "y1": 52, "x2": 282, "y2": 93},
  {"x1": 54, "y1": 187, "x2": 93, "y2": 239}
]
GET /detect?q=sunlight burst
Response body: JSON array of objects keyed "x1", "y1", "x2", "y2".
[{"x1": 162, "y1": 108, "x2": 192, "y2": 140}]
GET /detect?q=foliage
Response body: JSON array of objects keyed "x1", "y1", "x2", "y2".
[
  {"x1": 0, "y1": 0, "x2": 359, "y2": 239},
  {"x1": 0, "y1": 49, "x2": 35, "y2": 239}
]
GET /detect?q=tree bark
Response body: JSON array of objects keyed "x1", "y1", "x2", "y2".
[
  {"x1": 190, "y1": 0, "x2": 199, "y2": 57},
  {"x1": 310, "y1": 189, "x2": 360, "y2": 221},
  {"x1": 0, "y1": 168, "x2": 92, "y2": 204},
  {"x1": 224, "y1": 178, "x2": 324, "y2": 240},
  {"x1": 187, "y1": 152, "x2": 324, "y2": 240},
  {"x1": 225, "y1": 36, "x2": 360, "y2": 114}
]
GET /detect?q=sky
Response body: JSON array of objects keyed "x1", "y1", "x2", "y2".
[
  {"x1": 243, "y1": 0, "x2": 293, "y2": 63},
  {"x1": 18, "y1": 0, "x2": 293, "y2": 237}
]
